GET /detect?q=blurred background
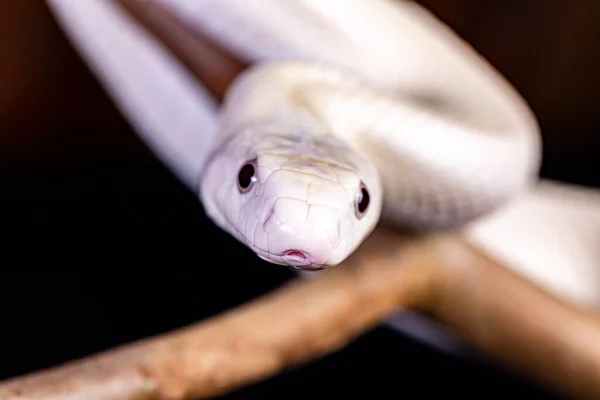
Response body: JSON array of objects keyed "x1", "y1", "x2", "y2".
[{"x1": 0, "y1": 1, "x2": 597, "y2": 398}]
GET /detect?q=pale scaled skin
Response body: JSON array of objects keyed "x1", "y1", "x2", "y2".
[
  {"x1": 158, "y1": 0, "x2": 543, "y2": 270},
  {"x1": 46, "y1": 0, "x2": 599, "y2": 355},
  {"x1": 49, "y1": 0, "x2": 543, "y2": 271},
  {"x1": 200, "y1": 116, "x2": 382, "y2": 269},
  {"x1": 199, "y1": 56, "x2": 539, "y2": 269}
]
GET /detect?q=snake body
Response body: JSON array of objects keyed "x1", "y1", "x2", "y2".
[
  {"x1": 201, "y1": 59, "x2": 539, "y2": 268},
  {"x1": 46, "y1": 0, "x2": 599, "y2": 354},
  {"x1": 172, "y1": 0, "x2": 542, "y2": 269}
]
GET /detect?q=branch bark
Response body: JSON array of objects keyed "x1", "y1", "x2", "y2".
[
  {"x1": 1, "y1": 228, "x2": 599, "y2": 400},
  {"x1": 0, "y1": 231, "x2": 436, "y2": 400},
  {"x1": 3, "y1": 1, "x2": 599, "y2": 399}
]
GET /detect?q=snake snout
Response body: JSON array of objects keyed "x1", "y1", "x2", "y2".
[
  {"x1": 272, "y1": 228, "x2": 333, "y2": 269},
  {"x1": 265, "y1": 216, "x2": 335, "y2": 269}
]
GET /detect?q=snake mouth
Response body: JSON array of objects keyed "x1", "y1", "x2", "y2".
[
  {"x1": 290, "y1": 264, "x2": 328, "y2": 272},
  {"x1": 283, "y1": 250, "x2": 308, "y2": 259},
  {"x1": 256, "y1": 249, "x2": 331, "y2": 270},
  {"x1": 281, "y1": 250, "x2": 328, "y2": 271},
  {"x1": 282, "y1": 249, "x2": 311, "y2": 266}
]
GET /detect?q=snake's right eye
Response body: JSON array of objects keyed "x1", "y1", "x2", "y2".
[
  {"x1": 354, "y1": 182, "x2": 370, "y2": 219},
  {"x1": 237, "y1": 159, "x2": 257, "y2": 194}
]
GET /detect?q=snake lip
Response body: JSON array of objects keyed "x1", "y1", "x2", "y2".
[
  {"x1": 281, "y1": 249, "x2": 311, "y2": 265},
  {"x1": 281, "y1": 250, "x2": 327, "y2": 271},
  {"x1": 290, "y1": 264, "x2": 328, "y2": 272},
  {"x1": 284, "y1": 250, "x2": 308, "y2": 259}
]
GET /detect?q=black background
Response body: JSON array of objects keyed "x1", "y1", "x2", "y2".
[{"x1": 0, "y1": 163, "x2": 573, "y2": 399}]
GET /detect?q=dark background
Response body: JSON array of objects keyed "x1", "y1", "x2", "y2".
[{"x1": 1, "y1": 1, "x2": 598, "y2": 398}]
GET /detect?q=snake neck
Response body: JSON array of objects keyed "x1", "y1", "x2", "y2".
[{"x1": 217, "y1": 61, "x2": 541, "y2": 231}]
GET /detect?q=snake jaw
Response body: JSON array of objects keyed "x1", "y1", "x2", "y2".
[
  {"x1": 255, "y1": 252, "x2": 327, "y2": 270},
  {"x1": 281, "y1": 250, "x2": 331, "y2": 271}
]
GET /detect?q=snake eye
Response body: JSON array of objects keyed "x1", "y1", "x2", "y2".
[
  {"x1": 237, "y1": 159, "x2": 257, "y2": 193},
  {"x1": 355, "y1": 182, "x2": 370, "y2": 218}
]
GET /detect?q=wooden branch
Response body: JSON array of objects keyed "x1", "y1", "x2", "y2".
[
  {"x1": 426, "y1": 241, "x2": 600, "y2": 398},
  {"x1": 1, "y1": 229, "x2": 599, "y2": 400},
  {"x1": 6, "y1": 1, "x2": 598, "y2": 399},
  {"x1": 0, "y1": 230, "x2": 434, "y2": 400}
]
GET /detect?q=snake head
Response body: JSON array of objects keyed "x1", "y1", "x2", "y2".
[{"x1": 199, "y1": 127, "x2": 382, "y2": 270}]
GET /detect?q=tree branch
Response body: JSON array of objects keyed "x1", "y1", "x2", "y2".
[
  {"x1": 1, "y1": 229, "x2": 599, "y2": 400},
  {"x1": 0, "y1": 230, "x2": 435, "y2": 400}
]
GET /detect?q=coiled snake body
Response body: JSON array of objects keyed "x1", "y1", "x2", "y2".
[
  {"x1": 47, "y1": 0, "x2": 599, "y2": 353},
  {"x1": 131, "y1": 0, "x2": 544, "y2": 270}
]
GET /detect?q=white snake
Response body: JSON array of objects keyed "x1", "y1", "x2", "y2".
[{"x1": 46, "y1": 0, "x2": 599, "y2": 354}]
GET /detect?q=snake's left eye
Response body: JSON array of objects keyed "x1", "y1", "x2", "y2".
[
  {"x1": 355, "y1": 182, "x2": 370, "y2": 219},
  {"x1": 237, "y1": 159, "x2": 257, "y2": 194}
]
